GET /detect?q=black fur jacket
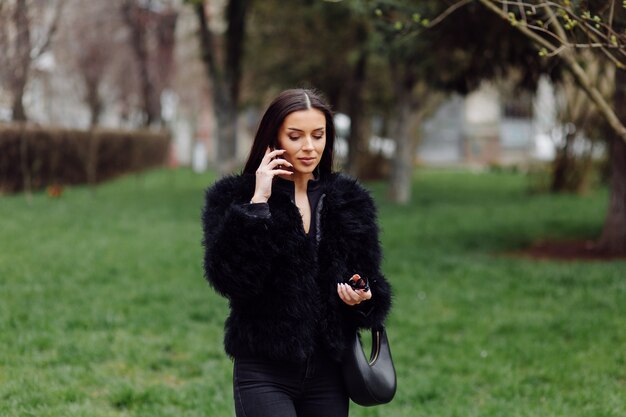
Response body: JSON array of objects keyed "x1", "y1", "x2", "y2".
[{"x1": 201, "y1": 172, "x2": 392, "y2": 363}]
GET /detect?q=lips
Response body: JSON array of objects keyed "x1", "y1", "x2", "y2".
[{"x1": 298, "y1": 157, "x2": 317, "y2": 165}]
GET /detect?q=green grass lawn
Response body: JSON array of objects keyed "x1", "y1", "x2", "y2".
[{"x1": 1, "y1": 168, "x2": 624, "y2": 417}]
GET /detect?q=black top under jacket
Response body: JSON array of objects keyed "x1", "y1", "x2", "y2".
[
  {"x1": 201, "y1": 172, "x2": 392, "y2": 363},
  {"x1": 244, "y1": 176, "x2": 323, "y2": 243}
]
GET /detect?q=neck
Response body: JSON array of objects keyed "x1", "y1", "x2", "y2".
[{"x1": 278, "y1": 172, "x2": 314, "y2": 192}]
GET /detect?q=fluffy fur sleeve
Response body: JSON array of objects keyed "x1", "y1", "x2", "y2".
[
  {"x1": 329, "y1": 175, "x2": 392, "y2": 329},
  {"x1": 201, "y1": 175, "x2": 277, "y2": 301}
]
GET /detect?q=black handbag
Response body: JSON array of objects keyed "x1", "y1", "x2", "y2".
[{"x1": 342, "y1": 326, "x2": 397, "y2": 406}]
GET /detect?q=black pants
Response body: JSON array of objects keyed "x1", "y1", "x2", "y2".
[{"x1": 233, "y1": 352, "x2": 349, "y2": 417}]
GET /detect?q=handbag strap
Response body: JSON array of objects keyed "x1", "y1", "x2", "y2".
[{"x1": 369, "y1": 329, "x2": 382, "y2": 364}]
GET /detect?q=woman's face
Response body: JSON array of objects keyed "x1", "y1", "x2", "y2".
[{"x1": 277, "y1": 108, "x2": 326, "y2": 177}]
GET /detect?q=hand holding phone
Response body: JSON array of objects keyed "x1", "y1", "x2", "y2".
[
  {"x1": 337, "y1": 274, "x2": 372, "y2": 306},
  {"x1": 250, "y1": 147, "x2": 293, "y2": 203}
]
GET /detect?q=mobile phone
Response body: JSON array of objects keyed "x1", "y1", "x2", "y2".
[{"x1": 348, "y1": 274, "x2": 369, "y2": 292}]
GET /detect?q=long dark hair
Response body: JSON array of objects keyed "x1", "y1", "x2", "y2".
[{"x1": 242, "y1": 89, "x2": 335, "y2": 179}]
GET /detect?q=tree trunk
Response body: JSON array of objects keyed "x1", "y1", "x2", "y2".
[
  {"x1": 225, "y1": 0, "x2": 247, "y2": 106},
  {"x1": 155, "y1": 10, "x2": 178, "y2": 100},
  {"x1": 11, "y1": 0, "x2": 30, "y2": 122},
  {"x1": 550, "y1": 131, "x2": 574, "y2": 193},
  {"x1": 19, "y1": 124, "x2": 32, "y2": 198},
  {"x1": 86, "y1": 78, "x2": 102, "y2": 128},
  {"x1": 214, "y1": 89, "x2": 238, "y2": 174},
  {"x1": 11, "y1": 79, "x2": 28, "y2": 122},
  {"x1": 194, "y1": 0, "x2": 247, "y2": 175},
  {"x1": 122, "y1": 1, "x2": 161, "y2": 127},
  {"x1": 596, "y1": 70, "x2": 626, "y2": 255},
  {"x1": 597, "y1": 134, "x2": 626, "y2": 255},
  {"x1": 346, "y1": 49, "x2": 368, "y2": 177},
  {"x1": 575, "y1": 140, "x2": 595, "y2": 195},
  {"x1": 388, "y1": 89, "x2": 415, "y2": 204}
]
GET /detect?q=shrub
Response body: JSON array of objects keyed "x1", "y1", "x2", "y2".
[{"x1": 0, "y1": 124, "x2": 170, "y2": 193}]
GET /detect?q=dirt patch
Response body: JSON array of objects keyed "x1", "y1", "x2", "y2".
[{"x1": 511, "y1": 240, "x2": 626, "y2": 261}]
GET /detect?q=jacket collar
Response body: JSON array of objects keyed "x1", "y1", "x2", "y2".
[{"x1": 274, "y1": 176, "x2": 321, "y2": 195}]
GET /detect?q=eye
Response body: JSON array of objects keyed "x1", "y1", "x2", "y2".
[
  {"x1": 288, "y1": 135, "x2": 300, "y2": 141},
  {"x1": 313, "y1": 132, "x2": 325, "y2": 140}
]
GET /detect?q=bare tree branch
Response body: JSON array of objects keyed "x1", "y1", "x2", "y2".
[
  {"x1": 426, "y1": 0, "x2": 474, "y2": 29},
  {"x1": 478, "y1": 0, "x2": 557, "y2": 51},
  {"x1": 32, "y1": 0, "x2": 65, "y2": 59},
  {"x1": 495, "y1": 0, "x2": 626, "y2": 66},
  {"x1": 543, "y1": 3, "x2": 567, "y2": 44},
  {"x1": 476, "y1": 0, "x2": 626, "y2": 142},
  {"x1": 608, "y1": 0, "x2": 615, "y2": 30},
  {"x1": 515, "y1": 0, "x2": 528, "y2": 24}
]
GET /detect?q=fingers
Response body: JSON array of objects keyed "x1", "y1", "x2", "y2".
[
  {"x1": 337, "y1": 284, "x2": 356, "y2": 305},
  {"x1": 337, "y1": 283, "x2": 371, "y2": 306},
  {"x1": 262, "y1": 148, "x2": 286, "y2": 164},
  {"x1": 356, "y1": 288, "x2": 372, "y2": 300},
  {"x1": 272, "y1": 170, "x2": 294, "y2": 177},
  {"x1": 260, "y1": 160, "x2": 292, "y2": 177},
  {"x1": 258, "y1": 149, "x2": 293, "y2": 176},
  {"x1": 266, "y1": 158, "x2": 292, "y2": 170}
]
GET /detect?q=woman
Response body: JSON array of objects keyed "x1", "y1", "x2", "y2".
[{"x1": 202, "y1": 89, "x2": 392, "y2": 417}]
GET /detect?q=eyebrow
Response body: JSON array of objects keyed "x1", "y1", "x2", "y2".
[{"x1": 287, "y1": 127, "x2": 325, "y2": 132}]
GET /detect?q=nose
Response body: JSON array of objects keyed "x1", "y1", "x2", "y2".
[{"x1": 302, "y1": 136, "x2": 314, "y2": 151}]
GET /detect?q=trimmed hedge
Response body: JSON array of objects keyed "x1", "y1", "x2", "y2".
[{"x1": 0, "y1": 124, "x2": 170, "y2": 193}]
